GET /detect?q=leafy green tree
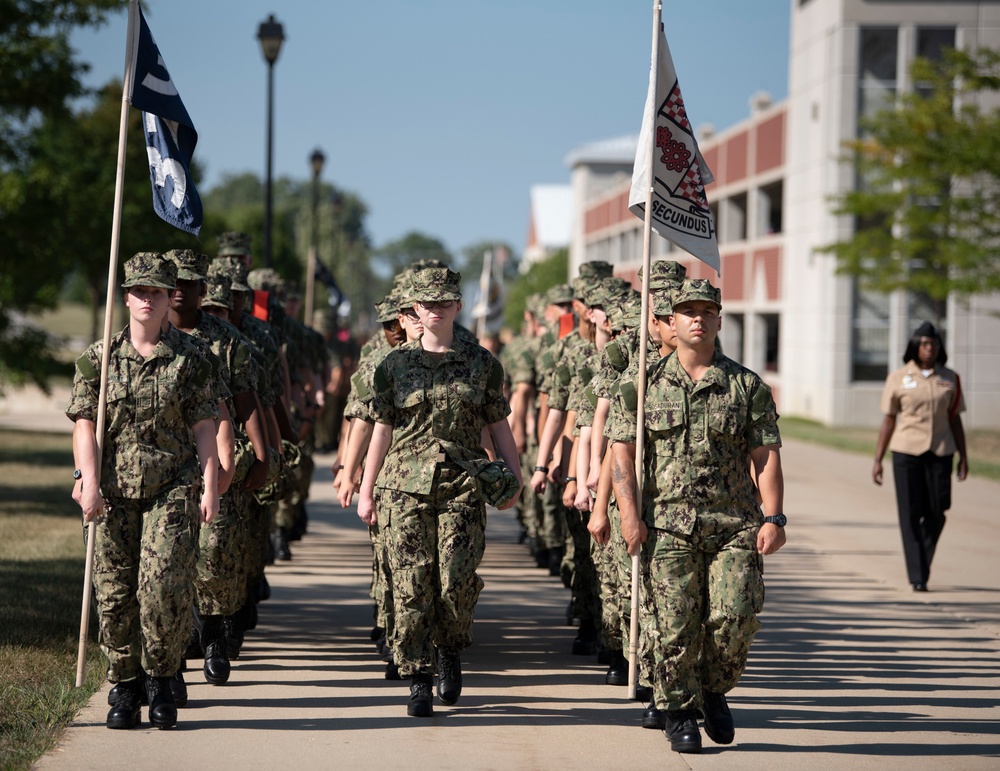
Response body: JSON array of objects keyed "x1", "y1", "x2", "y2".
[
  {"x1": 0, "y1": 1, "x2": 123, "y2": 393},
  {"x1": 373, "y1": 231, "x2": 453, "y2": 281},
  {"x1": 29, "y1": 81, "x2": 222, "y2": 344},
  {"x1": 822, "y1": 47, "x2": 1000, "y2": 325},
  {"x1": 503, "y1": 248, "x2": 568, "y2": 330}
]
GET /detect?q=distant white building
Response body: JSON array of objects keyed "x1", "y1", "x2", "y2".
[
  {"x1": 564, "y1": 0, "x2": 1000, "y2": 428},
  {"x1": 521, "y1": 184, "x2": 573, "y2": 271}
]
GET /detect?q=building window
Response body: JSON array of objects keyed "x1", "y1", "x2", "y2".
[
  {"x1": 858, "y1": 27, "x2": 898, "y2": 124},
  {"x1": 757, "y1": 180, "x2": 783, "y2": 236},
  {"x1": 723, "y1": 313, "x2": 745, "y2": 364},
  {"x1": 722, "y1": 193, "x2": 748, "y2": 243},
  {"x1": 851, "y1": 282, "x2": 890, "y2": 381},
  {"x1": 762, "y1": 314, "x2": 780, "y2": 372},
  {"x1": 915, "y1": 27, "x2": 956, "y2": 97}
]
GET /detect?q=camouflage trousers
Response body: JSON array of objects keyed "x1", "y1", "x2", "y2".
[
  {"x1": 566, "y1": 508, "x2": 601, "y2": 623},
  {"x1": 91, "y1": 485, "x2": 200, "y2": 682},
  {"x1": 643, "y1": 515, "x2": 764, "y2": 712},
  {"x1": 195, "y1": 486, "x2": 247, "y2": 617},
  {"x1": 377, "y1": 464, "x2": 486, "y2": 677},
  {"x1": 540, "y1": 484, "x2": 567, "y2": 551},
  {"x1": 604, "y1": 497, "x2": 655, "y2": 686},
  {"x1": 368, "y1": 520, "x2": 394, "y2": 635},
  {"x1": 275, "y1": 448, "x2": 314, "y2": 529},
  {"x1": 519, "y1": 441, "x2": 543, "y2": 543}
]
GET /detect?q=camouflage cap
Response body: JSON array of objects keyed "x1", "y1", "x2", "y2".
[
  {"x1": 217, "y1": 231, "x2": 252, "y2": 257},
  {"x1": 652, "y1": 288, "x2": 674, "y2": 316},
  {"x1": 122, "y1": 252, "x2": 176, "y2": 290},
  {"x1": 608, "y1": 290, "x2": 642, "y2": 333},
  {"x1": 375, "y1": 295, "x2": 400, "y2": 323},
  {"x1": 672, "y1": 278, "x2": 721, "y2": 310},
  {"x1": 208, "y1": 256, "x2": 252, "y2": 292},
  {"x1": 408, "y1": 258, "x2": 450, "y2": 272},
  {"x1": 248, "y1": 268, "x2": 286, "y2": 299},
  {"x1": 640, "y1": 260, "x2": 687, "y2": 291},
  {"x1": 587, "y1": 277, "x2": 631, "y2": 308},
  {"x1": 202, "y1": 275, "x2": 233, "y2": 310},
  {"x1": 525, "y1": 292, "x2": 547, "y2": 319},
  {"x1": 165, "y1": 248, "x2": 210, "y2": 281},
  {"x1": 578, "y1": 260, "x2": 614, "y2": 280},
  {"x1": 409, "y1": 267, "x2": 462, "y2": 303},
  {"x1": 546, "y1": 283, "x2": 574, "y2": 306}
]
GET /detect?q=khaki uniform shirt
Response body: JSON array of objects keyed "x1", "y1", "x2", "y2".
[
  {"x1": 371, "y1": 336, "x2": 509, "y2": 495},
  {"x1": 881, "y1": 361, "x2": 964, "y2": 457}
]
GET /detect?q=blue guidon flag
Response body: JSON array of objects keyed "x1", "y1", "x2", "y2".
[{"x1": 127, "y1": 6, "x2": 203, "y2": 235}]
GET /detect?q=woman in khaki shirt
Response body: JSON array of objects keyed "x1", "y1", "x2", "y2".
[{"x1": 873, "y1": 322, "x2": 968, "y2": 592}]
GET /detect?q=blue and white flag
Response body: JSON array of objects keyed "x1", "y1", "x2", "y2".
[{"x1": 127, "y1": 6, "x2": 202, "y2": 235}]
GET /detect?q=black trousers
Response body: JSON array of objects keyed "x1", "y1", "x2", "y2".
[{"x1": 891, "y1": 451, "x2": 953, "y2": 585}]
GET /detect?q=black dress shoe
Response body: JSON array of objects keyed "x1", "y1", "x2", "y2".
[
  {"x1": 106, "y1": 680, "x2": 143, "y2": 729},
  {"x1": 702, "y1": 690, "x2": 734, "y2": 744},
  {"x1": 170, "y1": 670, "x2": 188, "y2": 707},
  {"x1": 437, "y1": 648, "x2": 462, "y2": 705},
  {"x1": 664, "y1": 711, "x2": 702, "y2": 753},
  {"x1": 642, "y1": 701, "x2": 666, "y2": 730},
  {"x1": 912, "y1": 582, "x2": 928, "y2": 592},
  {"x1": 407, "y1": 675, "x2": 434, "y2": 717},
  {"x1": 606, "y1": 652, "x2": 628, "y2": 685},
  {"x1": 145, "y1": 676, "x2": 177, "y2": 729}
]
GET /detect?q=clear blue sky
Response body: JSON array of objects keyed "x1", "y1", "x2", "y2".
[{"x1": 71, "y1": 1, "x2": 789, "y2": 257}]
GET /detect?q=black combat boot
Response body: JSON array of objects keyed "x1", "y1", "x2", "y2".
[
  {"x1": 271, "y1": 527, "x2": 292, "y2": 561},
  {"x1": 407, "y1": 674, "x2": 434, "y2": 717},
  {"x1": 201, "y1": 615, "x2": 231, "y2": 685},
  {"x1": 702, "y1": 690, "x2": 735, "y2": 744},
  {"x1": 170, "y1": 669, "x2": 188, "y2": 707},
  {"x1": 106, "y1": 678, "x2": 143, "y2": 729},
  {"x1": 145, "y1": 675, "x2": 178, "y2": 729},
  {"x1": 108, "y1": 671, "x2": 148, "y2": 707},
  {"x1": 436, "y1": 648, "x2": 462, "y2": 705},
  {"x1": 571, "y1": 618, "x2": 599, "y2": 656},
  {"x1": 664, "y1": 710, "x2": 702, "y2": 753},
  {"x1": 605, "y1": 650, "x2": 628, "y2": 685}
]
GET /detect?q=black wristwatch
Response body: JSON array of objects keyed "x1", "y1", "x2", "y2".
[
  {"x1": 534, "y1": 466, "x2": 549, "y2": 474},
  {"x1": 73, "y1": 469, "x2": 83, "y2": 480},
  {"x1": 763, "y1": 514, "x2": 787, "y2": 527}
]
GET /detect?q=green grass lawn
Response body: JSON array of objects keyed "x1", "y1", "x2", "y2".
[
  {"x1": 779, "y1": 417, "x2": 1000, "y2": 482},
  {"x1": 0, "y1": 430, "x2": 104, "y2": 771}
]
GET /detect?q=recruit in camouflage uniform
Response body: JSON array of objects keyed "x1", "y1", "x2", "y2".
[
  {"x1": 592, "y1": 259, "x2": 687, "y2": 714},
  {"x1": 611, "y1": 278, "x2": 786, "y2": 755},
  {"x1": 166, "y1": 249, "x2": 269, "y2": 688},
  {"x1": 67, "y1": 253, "x2": 221, "y2": 731},
  {"x1": 208, "y1": 250, "x2": 287, "y2": 648},
  {"x1": 358, "y1": 267, "x2": 521, "y2": 718}
]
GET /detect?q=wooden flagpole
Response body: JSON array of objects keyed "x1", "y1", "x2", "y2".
[
  {"x1": 75, "y1": 0, "x2": 140, "y2": 688},
  {"x1": 627, "y1": 0, "x2": 663, "y2": 702}
]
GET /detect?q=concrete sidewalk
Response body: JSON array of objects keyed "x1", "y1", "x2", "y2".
[{"x1": 33, "y1": 441, "x2": 1000, "y2": 769}]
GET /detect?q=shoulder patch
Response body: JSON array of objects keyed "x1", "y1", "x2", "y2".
[
  {"x1": 620, "y1": 380, "x2": 638, "y2": 412},
  {"x1": 76, "y1": 353, "x2": 99, "y2": 382},
  {"x1": 605, "y1": 340, "x2": 627, "y2": 372}
]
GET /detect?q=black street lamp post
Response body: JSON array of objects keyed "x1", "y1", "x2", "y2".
[
  {"x1": 257, "y1": 14, "x2": 284, "y2": 268},
  {"x1": 305, "y1": 148, "x2": 325, "y2": 327}
]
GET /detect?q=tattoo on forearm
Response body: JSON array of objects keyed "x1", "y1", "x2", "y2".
[{"x1": 612, "y1": 455, "x2": 636, "y2": 502}]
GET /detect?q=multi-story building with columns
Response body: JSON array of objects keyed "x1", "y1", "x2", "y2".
[{"x1": 562, "y1": 0, "x2": 1000, "y2": 428}]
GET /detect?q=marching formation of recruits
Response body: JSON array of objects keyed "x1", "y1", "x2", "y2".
[
  {"x1": 69, "y1": 233, "x2": 331, "y2": 731},
  {"x1": 70, "y1": 244, "x2": 784, "y2": 753}
]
